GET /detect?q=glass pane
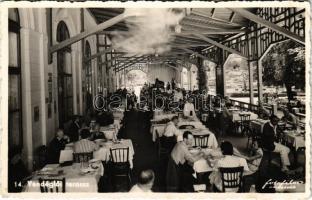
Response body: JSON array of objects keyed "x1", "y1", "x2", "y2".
[
  {"x1": 205, "y1": 60, "x2": 216, "y2": 95},
  {"x1": 9, "y1": 111, "x2": 22, "y2": 147},
  {"x1": 9, "y1": 75, "x2": 20, "y2": 111},
  {"x1": 9, "y1": 32, "x2": 18, "y2": 67},
  {"x1": 64, "y1": 52, "x2": 72, "y2": 74},
  {"x1": 224, "y1": 54, "x2": 249, "y2": 103}
]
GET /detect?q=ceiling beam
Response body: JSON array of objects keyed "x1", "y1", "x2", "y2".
[
  {"x1": 116, "y1": 56, "x2": 149, "y2": 72},
  {"x1": 115, "y1": 56, "x2": 146, "y2": 71},
  {"x1": 85, "y1": 47, "x2": 113, "y2": 62},
  {"x1": 111, "y1": 55, "x2": 138, "y2": 69},
  {"x1": 164, "y1": 63, "x2": 178, "y2": 70},
  {"x1": 230, "y1": 8, "x2": 305, "y2": 45},
  {"x1": 193, "y1": 33, "x2": 248, "y2": 58},
  {"x1": 180, "y1": 48, "x2": 212, "y2": 61},
  {"x1": 191, "y1": 10, "x2": 244, "y2": 27},
  {"x1": 50, "y1": 12, "x2": 132, "y2": 53},
  {"x1": 182, "y1": 17, "x2": 241, "y2": 29},
  {"x1": 177, "y1": 29, "x2": 246, "y2": 35}
]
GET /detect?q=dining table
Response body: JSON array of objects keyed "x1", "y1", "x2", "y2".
[
  {"x1": 64, "y1": 139, "x2": 135, "y2": 168},
  {"x1": 24, "y1": 161, "x2": 104, "y2": 192},
  {"x1": 250, "y1": 119, "x2": 269, "y2": 134},
  {"x1": 283, "y1": 130, "x2": 305, "y2": 151},
  {"x1": 231, "y1": 111, "x2": 258, "y2": 122}
]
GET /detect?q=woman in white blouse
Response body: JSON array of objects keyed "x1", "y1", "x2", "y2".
[{"x1": 209, "y1": 141, "x2": 250, "y2": 192}]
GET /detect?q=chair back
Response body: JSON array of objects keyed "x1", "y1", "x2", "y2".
[
  {"x1": 239, "y1": 114, "x2": 251, "y2": 122},
  {"x1": 219, "y1": 166, "x2": 244, "y2": 192},
  {"x1": 39, "y1": 178, "x2": 65, "y2": 193},
  {"x1": 73, "y1": 152, "x2": 93, "y2": 163},
  {"x1": 193, "y1": 135, "x2": 210, "y2": 148},
  {"x1": 110, "y1": 147, "x2": 129, "y2": 163}
]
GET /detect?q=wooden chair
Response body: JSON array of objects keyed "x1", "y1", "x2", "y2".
[
  {"x1": 239, "y1": 114, "x2": 251, "y2": 136},
  {"x1": 73, "y1": 152, "x2": 93, "y2": 163},
  {"x1": 219, "y1": 166, "x2": 244, "y2": 192},
  {"x1": 193, "y1": 135, "x2": 210, "y2": 148},
  {"x1": 39, "y1": 178, "x2": 65, "y2": 193},
  {"x1": 246, "y1": 128, "x2": 260, "y2": 151},
  {"x1": 109, "y1": 147, "x2": 131, "y2": 191}
]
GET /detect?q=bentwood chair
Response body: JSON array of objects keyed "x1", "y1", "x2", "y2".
[
  {"x1": 239, "y1": 114, "x2": 251, "y2": 136},
  {"x1": 73, "y1": 152, "x2": 93, "y2": 163},
  {"x1": 219, "y1": 166, "x2": 244, "y2": 192},
  {"x1": 39, "y1": 178, "x2": 66, "y2": 193},
  {"x1": 109, "y1": 147, "x2": 131, "y2": 191},
  {"x1": 193, "y1": 135, "x2": 210, "y2": 148}
]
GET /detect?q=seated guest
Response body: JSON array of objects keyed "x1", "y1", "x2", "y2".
[
  {"x1": 209, "y1": 141, "x2": 250, "y2": 192},
  {"x1": 97, "y1": 111, "x2": 114, "y2": 127},
  {"x1": 224, "y1": 96, "x2": 233, "y2": 107},
  {"x1": 90, "y1": 123, "x2": 105, "y2": 141},
  {"x1": 281, "y1": 109, "x2": 298, "y2": 129},
  {"x1": 163, "y1": 116, "x2": 182, "y2": 151},
  {"x1": 166, "y1": 131, "x2": 203, "y2": 192},
  {"x1": 183, "y1": 98, "x2": 196, "y2": 118},
  {"x1": 261, "y1": 115, "x2": 291, "y2": 172},
  {"x1": 221, "y1": 103, "x2": 233, "y2": 136},
  {"x1": 47, "y1": 128, "x2": 70, "y2": 164},
  {"x1": 258, "y1": 101, "x2": 270, "y2": 120},
  {"x1": 89, "y1": 119, "x2": 97, "y2": 132},
  {"x1": 129, "y1": 169, "x2": 155, "y2": 192},
  {"x1": 73, "y1": 129, "x2": 99, "y2": 153},
  {"x1": 8, "y1": 146, "x2": 30, "y2": 192}
]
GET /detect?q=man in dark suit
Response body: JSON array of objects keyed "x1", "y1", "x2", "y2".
[
  {"x1": 261, "y1": 115, "x2": 290, "y2": 172},
  {"x1": 47, "y1": 128, "x2": 70, "y2": 164}
]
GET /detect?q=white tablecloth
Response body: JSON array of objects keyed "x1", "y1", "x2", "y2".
[
  {"x1": 193, "y1": 148, "x2": 223, "y2": 173},
  {"x1": 25, "y1": 163, "x2": 103, "y2": 192},
  {"x1": 94, "y1": 139, "x2": 135, "y2": 168},
  {"x1": 250, "y1": 119, "x2": 269, "y2": 134},
  {"x1": 231, "y1": 111, "x2": 258, "y2": 122},
  {"x1": 153, "y1": 113, "x2": 177, "y2": 121},
  {"x1": 64, "y1": 139, "x2": 135, "y2": 168},
  {"x1": 283, "y1": 130, "x2": 305, "y2": 150}
]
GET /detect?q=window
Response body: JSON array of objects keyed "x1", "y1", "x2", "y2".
[
  {"x1": 85, "y1": 41, "x2": 93, "y2": 111},
  {"x1": 57, "y1": 21, "x2": 73, "y2": 125},
  {"x1": 8, "y1": 8, "x2": 22, "y2": 149}
]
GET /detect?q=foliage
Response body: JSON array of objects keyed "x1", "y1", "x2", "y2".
[{"x1": 262, "y1": 40, "x2": 305, "y2": 100}]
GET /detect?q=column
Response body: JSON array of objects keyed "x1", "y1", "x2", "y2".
[{"x1": 248, "y1": 61, "x2": 254, "y2": 104}]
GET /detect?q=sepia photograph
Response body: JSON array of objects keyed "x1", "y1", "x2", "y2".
[{"x1": 0, "y1": 1, "x2": 310, "y2": 198}]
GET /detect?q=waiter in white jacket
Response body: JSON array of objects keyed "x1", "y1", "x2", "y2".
[{"x1": 183, "y1": 98, "x2": 196, "y2": 118}]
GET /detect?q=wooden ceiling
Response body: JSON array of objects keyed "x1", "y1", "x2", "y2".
[{"x1": 88, "y1": 8, "x2": 254, "y2": 65}]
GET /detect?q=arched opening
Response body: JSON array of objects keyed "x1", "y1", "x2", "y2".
[
  {"x1": 125, "y1": 69, "x2": 147, "y2": 100},
  {"x1": 8, "y1": 8, "x2": 22, "y2": 149},
  {"x1": 223, "y1": 54, "x2": 249, "y2": 102},
  {"x1": 56, "y1": 21, "x2": 73, "y2": 126},
  {"x1": 84, "y1": 41, "x2": 92, "y2": 113},
  {"x1": 181, "y1": 67, "x2": 189, "y2": 90},
  {"x1": 261, "y1": 40, "x2": 305, "y2": 110},
  {"x1": 204, "y1": 60, "x2": 217, "y2": 95}
]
